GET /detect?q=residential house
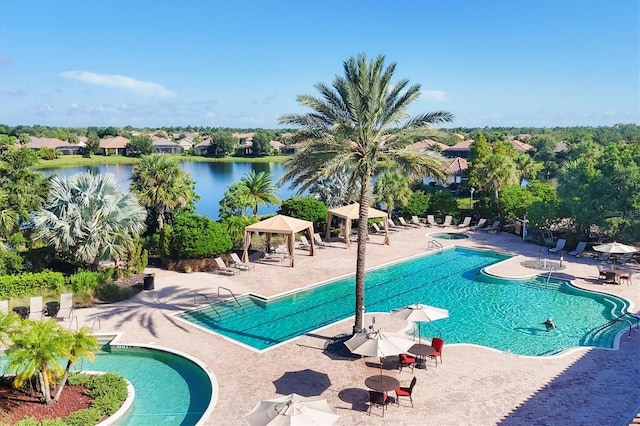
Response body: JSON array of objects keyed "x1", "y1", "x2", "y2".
[
  {"x1": 411, "y1": 139, "x2": 450, "y2": 152},
  {"x1": 26, "y1": 137, "x2": 84, "y2": 155},
  {"x1": 446, "y1": 157, "x2": 468, "y2": 184},
  {"x1": 442, "y1": 139, "x2": 474, "y2": 158},
  {"x1": 152, "y1": 137, "x2": 183, "y2": 154},
  {"x1": 99, "y1": 136, "x2": 130, "y2": 156}
]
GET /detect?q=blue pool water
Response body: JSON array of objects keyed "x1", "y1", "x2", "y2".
[
  {"x1": 177, "y1": 248, "x2": 630, "y2": 355},
  {"x1": 82, "y1": 345, "x2": 211, "y2": 425}
]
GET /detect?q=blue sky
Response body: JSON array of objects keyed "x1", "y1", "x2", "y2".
[{"x1": 0, "y1": 0, "x2": 638, "y2": 129}]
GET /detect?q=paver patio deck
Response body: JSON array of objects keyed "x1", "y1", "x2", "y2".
[{"x1": 70, "y1": 225, "x2": 640, "y2": 425}]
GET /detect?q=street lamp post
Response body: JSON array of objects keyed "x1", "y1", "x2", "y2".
[{"x1": 469, "y1": 187, "x2": 475, "y2": 209}]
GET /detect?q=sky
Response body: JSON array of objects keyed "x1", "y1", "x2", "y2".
[{"x1": 0, "y1": 0, "x2": 638, "y2": 129}]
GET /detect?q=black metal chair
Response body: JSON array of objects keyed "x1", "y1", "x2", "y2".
[{"x1": 368, "y1": 390, "x2": 388, "y2": 416}]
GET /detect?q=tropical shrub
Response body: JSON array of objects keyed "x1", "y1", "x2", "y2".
[
  {"x1": 426, "y1": 189, "x2": 459, "y2": 220},
  {"x1": 37, "y1": 147, "x2": 60, "y2": 160},
  {"x1": 164, "y1": 212, "x2": 232, "y2": 259},
  {"x1": 278, "y1": 197, "x2": 328, "y2": 232},
  {"x1": 0, "y1": 271, "x2": 65, "y2": 299},
  {"x1": 397, "y1": 190, "x2": 431, "y2": 218},
  {"x1": 221, "y1": 215, "x2": 257, "y2": 249},
  {"x1": 0, "y1": 250, "x2": 24, "y2": 275}
]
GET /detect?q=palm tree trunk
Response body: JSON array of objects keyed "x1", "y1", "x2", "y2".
[
  {"x1": 53, "y1": 360, "x2": 72, "y2": 402},
  {"x1": 40, "y1": 369, "x2": 52, "y2": 405},
  {"x1": 353, "y1": 180, "x2": 370, "y2": 335}
]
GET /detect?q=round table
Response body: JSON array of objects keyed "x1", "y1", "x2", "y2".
[
  {"x1": 409, "y1": 343, "x2": 435, "y2": 369},
  {"x1": 365, "y1": 375, "x2": 400, "y2": 393}
]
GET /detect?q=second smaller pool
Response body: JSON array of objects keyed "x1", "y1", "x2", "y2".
[{"x1": 428, "y1": 232, "x2": 469, "y2": 240}]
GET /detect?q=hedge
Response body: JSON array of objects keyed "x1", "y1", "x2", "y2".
[{"x1": 0, "y1": 271, "x2": 66, "y2": 299}]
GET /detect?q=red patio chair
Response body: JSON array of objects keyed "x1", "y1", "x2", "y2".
[
  {"x1": 398, "y1": 353, "x2": 416, "y2": 373},
  {"x1": 429, "y1": 337, "x2": 444, "y2": 366},
  {"x1": 395, "y1": 376, "x2": 417, "y2": 407}
]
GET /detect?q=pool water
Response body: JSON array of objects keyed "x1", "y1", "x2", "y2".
[
  {"x1": 81, "y1": 345, "x2": 211, "y2": 425},
  {"x1": 177, "y1": 248, "x2": 630, "y2": 355}
]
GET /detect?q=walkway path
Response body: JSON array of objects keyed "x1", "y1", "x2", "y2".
[{"x1": 71, "y1": 225, "x2": 640, "y2": 425}]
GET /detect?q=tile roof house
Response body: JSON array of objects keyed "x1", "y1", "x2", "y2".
[
  {"x1": 26, "y1": 137, "x2": 84, "y2": 155},
  {"x1": 152, "y1": 137, "x2": 184, "y2": 154},
  {"x1": 509, "y1": 139, "x2": 534, "y2": 153},
  {"x1": 99, "y1": 136, "x2": 130, "y2": 156},
  {"x1": 442, "y1": 139, "x2": 475, "y2": 158},
  {"x1": 411, "y1": 139, "x2": 450, "y2": 152}
]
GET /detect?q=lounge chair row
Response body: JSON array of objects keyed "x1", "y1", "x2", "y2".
[{"x1": 2, "y1": 294, "x2": 75, "y2": 322}]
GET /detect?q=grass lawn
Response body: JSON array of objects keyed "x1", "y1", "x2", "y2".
[{"x1": 33, "y1": 154, "x2": 288, "y2": 169}]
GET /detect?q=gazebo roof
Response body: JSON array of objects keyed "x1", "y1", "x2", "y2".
[
  {"x1": 244, "y1": 214, "x2": 313, "y2": 234},
  {"x1": 328, "y1": 203, "x2": 388, "y2": 220}
]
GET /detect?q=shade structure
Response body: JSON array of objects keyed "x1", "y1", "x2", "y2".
[
  {"x1": 344, "y1": 330, "x2": 415, "y2": 377},
  {"x1": 390, "y1": 303, "x2": 449, "y2": 344},
  {"x1": 243, "y1": 215, "x2": 315, "y2": 267},
  {"x1": 326, "y1": 203, "x2": 389, "y2": 248},
  {"x1": 592, "y1": 242, "x2": 637, "y2": 254},
  {"x1": 244, "y1": 393, "x2": 339, "y2": 426}
]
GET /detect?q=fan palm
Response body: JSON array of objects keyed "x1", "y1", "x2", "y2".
[
  {"x1": 279, "y1": 53, "x2": 453, "y2": 333},
  {"x1": 309, "y1": 165, "x2": 361, "y2": 208},
  {"x1": 130, "y1": 154, "x2": 194, "y2": 230},
  {"x1": 33, "y1": 172, "x2": 147, "y2": 269},
  {"x1": 241, "y1": 170, "x2": 280, "y2": 217}
]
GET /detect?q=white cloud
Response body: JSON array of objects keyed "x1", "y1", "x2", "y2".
[
  {"x1": 421, "y1": 90, "x2": 447, "y2": 101},
  {"x1": 61, "y1": 70, "x2": 173, "y2": 97}
]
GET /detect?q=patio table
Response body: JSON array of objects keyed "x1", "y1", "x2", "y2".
[
  {"x1": 601, "y1": 270, "x2": 620, "y2": 284},
  {"x1": 365, "y1": 375, "x2": 400, "y2": 393},
  {"x1": 408, "y1": 343, "x2": 435, "y2": 369}
]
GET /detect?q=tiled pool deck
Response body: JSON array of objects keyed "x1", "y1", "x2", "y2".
[{"x1": 71, "y1": 226, "x2": 640, "y2": 425}]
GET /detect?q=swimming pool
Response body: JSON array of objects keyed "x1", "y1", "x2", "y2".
[
  {"x1": 177, "y1": 247, "x2": 631, "y2": 355},
  {"x1": 82, "y1": 344, "x2": 212, "y2": 425}
]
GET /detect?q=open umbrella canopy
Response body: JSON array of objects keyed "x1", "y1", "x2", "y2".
[
  {"x1": 390, "y1": 303, "x2": 449, "y2": 323},
  {"x1": 344, "y1": 330, "x2": 415, "y2": 358},
  {"x1": 245, "y1": 393, "x2": 340, "y2": 426},
  {"x1": 390, "y1": 303, "x2": 449, "y2": 344},
  {"x1": 592, "y1": 242, "x2": 638, "y2": 254}
]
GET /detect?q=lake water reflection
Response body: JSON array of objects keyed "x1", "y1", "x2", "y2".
[{"x1": 41, "y1": 161, "x2": 300, "y2": 220}]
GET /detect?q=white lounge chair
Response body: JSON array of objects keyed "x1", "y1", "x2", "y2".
[
  {"x1": 299, "y1": 235, "x2": 311, "y2": 250},
  {"x1": 214, "y1": 257, "x2": 239, "y2": 275},
  {"x1": 426, "y1": 215, "x2": 438, "y2": 227},
  {"x1": 0, "y1": 300, "x2": 8, "y2": 314},
  {"x1": 313, "y1": 233, "x2": 328, "y2": 247},
  {"x1": 56, "y1": 293, "x2": 75, "y2": 320},
  {"x1": 568, "y1": 241, "x2": 587, "y2": 257},
  {"x1": 481, "y1": 220, "x2": 501, "y2": 233},
  {"x1": 388, "y1": 219, "x2": 403, "y2": 232},
  {"x1": 230, "y1": 252, "x2": 255, "y2": 270},
  {"x1": 28, "y1": 296, "x2": 44, "y2": 320},
  {"x1": 399, "y1": 217, "x2": 419, "y2": 228},
  {"x1": 438, "y1": 215, "x2": 453, "y2": 228},
  {"x1": 411, "y1": 216, "x2": 427, "y2": 227},
  {"x1": 469, "y1": 218, "x2": 487, "y2": 231},
  {"x1": 456, "y1": 217, "x2": 472, "y2": 228},
  {"x1": 549, "y1": 239, "x2": 566, "y2": 253},
  {"x1": 371, "y1": 222, "x2": 388, "y2": 235}
]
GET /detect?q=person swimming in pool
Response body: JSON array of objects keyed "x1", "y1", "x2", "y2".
[{"x1": 542, "y1": 317, "x2": 557, "y2": 331}]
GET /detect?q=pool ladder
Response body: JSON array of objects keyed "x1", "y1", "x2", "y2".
[
  {"x1": 589, "y1": 312, "x2": 639, "y2": 345},
  {"x1": 193, "y1": 287, "x2": 244, "y2": 321},
  {"x1": 427, "y1": 240, "x2": 443, "y2": 253}
]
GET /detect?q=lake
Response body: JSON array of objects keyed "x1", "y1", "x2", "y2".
[{"x1": 40, "y1": 161, "x2": 300, "y2": 220}]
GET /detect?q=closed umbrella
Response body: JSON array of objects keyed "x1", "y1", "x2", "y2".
[
  {"x1": 344, "y1": 329, "x2": 415, "y2": 377},
  {"x1": 390, "y1": 303, "x2": 449, "y2": 344},
  {"x1": 245, "y1": 393, "x2": 339, "y2": 426}
]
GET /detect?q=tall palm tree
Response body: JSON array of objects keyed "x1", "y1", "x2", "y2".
[
  {"x1": 241, "y1": 170, "x2": 280, "y2": 217},
  {"x1": 373, "y1": 171, "x2": 411, "y2": 218},
  {"x1": 33, "y1": 172, "x2": 147, "y2": 269},
  {"x1": 130, "y1": 154, "x2": 194, "y2": 230},
  {"x1": 478, "y1": 153, "x2": 519, "y2": 199},
  {"x1": 279, "y1": 53, "x2": 453, "y2": 334}
]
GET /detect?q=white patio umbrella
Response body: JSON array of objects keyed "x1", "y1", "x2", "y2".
[
  {"x1": 344, "y1": 329, "x2": 416, "y2": 377},
  {"x1": 390, "y1": 303, "x2": 449, "y2": 345},
  {"x1": 593, "y1": 242, "x2": 637, "y2": 270},
  {"x1": 592, "y1": 242, "x2": 637, "y2": 254},
  {"x1": 245, "y1": 393, "x2": 340, "y2": 426}
]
